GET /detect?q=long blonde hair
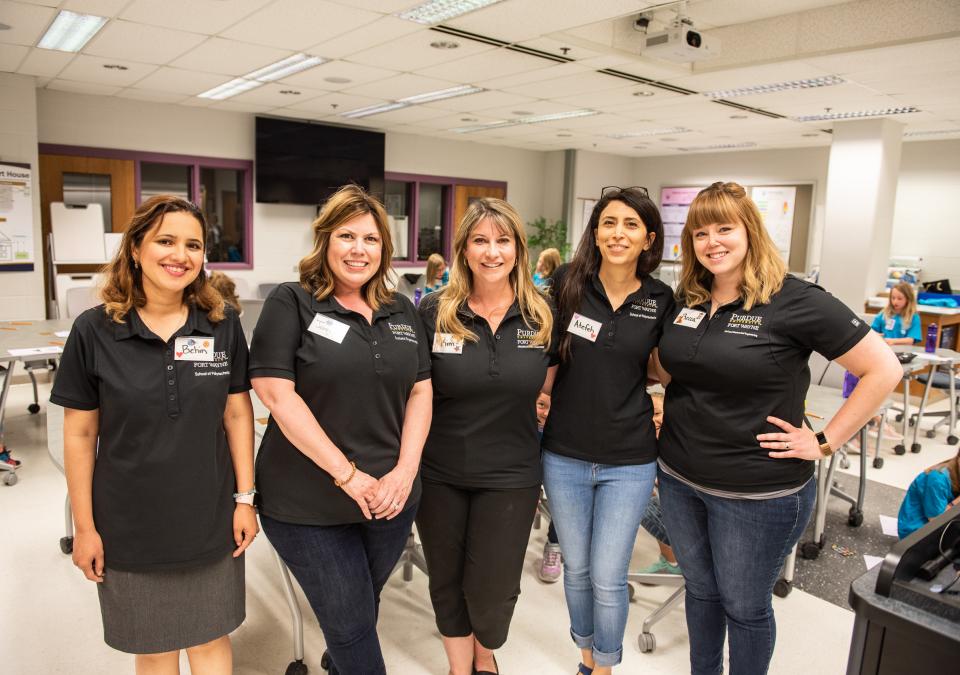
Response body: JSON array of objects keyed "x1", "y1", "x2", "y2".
[
  {"x1": 537, "y1": 248, "x2": 562, "y2": 278},
  {"x1": 100, "y1": 195, "x2": 225, "y2": 324},
  {"x1": 884, "y1": 281, "x2": 917, "y2": 327},
  {"x1": 435, "y1": 198, "x2": 552, "y2": 346},
  {"x1": 677, "y1": 182, "x2": 786, "y2": 310},
  {"x1": 299, "y1": 184, "x2": 394, "y2": 310},
  {"x1": 425, "y1": 253, "x2": 446, "y2": 286}
]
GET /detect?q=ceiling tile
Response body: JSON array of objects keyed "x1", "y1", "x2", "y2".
[
  {"x1": 119, "y1": 0, "x2": 273, "y2": 35},
  {"x1": 326, "y1": 0, "x2": 421, "y2": 12},
  {"x1": 476, "y1": 61, "x2": 591, "y2": 89},
  {"x1": 419, "y1": 89, "x2": 536, "y2": 113},
  {"x1": 211, "y1": 99, "x2": 273, "y2": 114},
  {"x1": 56, "y1": 53, "x2": 158, "y2": 86},
  {"x1": 45, "y1": 78, "x2": 122, "y2": 96},
  {"x1": 0, "y1": 43, "x2": 28, "y2": 72},
  {"x1": 344, "y1": 72, "x2": 458, "y2": 101},
  {"x1": 16, "y1": 47, "x2": 74, "y2": 78},
  {"x1": 666, "y1": 62, "x2": 837, "y2": 93},
  {"x1": 280, "y1": 59, "x2": 399, "y2": 91},
  {"x1": 304, "y1": 15, "x2": 423, "y2": 59},
  {"x1": 221, "y1": 0, "x2": 381, "y2": 51},
  {"x1": 229, "y1": 82, "x2": 328, "y2": 107},
  {"x1": 131, "y1": 66, "x2": 233, "y2": 95},
  {"x1": 419, "y1": 47, "x2": 557, "y2": 83},
  {"x1": 500, "y1": 70, "x2": 630, "y2": 98},
  {"x1": 114, "y1": 87, "x2": 189, "y2": 104},
  {"x1": 282, "y1": 91, "x2": 382, "y2": 115},
  {"x1": 0, "y1": 1, "x2": 56, "y2": 47},
  {"x1": 476, "y1": 99, "x2": 579, "y2": 118},
  {"x1": 553, "y1": 83, "x2": 686, "y2": 109},
  {"x1": 347, "y1": 28, "x2": 497, "y2": 71},
  {"x1": 63, "y1": 0, "x2": 130, "y2": 18},
  {"x1": 170, "y1": 38, "x2": 294, "y2": 77},
  {"x1": 84, "y1": 20, "x2": 207, "y2": 64}
]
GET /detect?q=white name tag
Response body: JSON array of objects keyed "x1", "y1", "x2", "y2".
[
  {"x1": 885, "y1": 318, "x2": 895, "y2": 332},
  {"x1": 308, "y1": 313, "x2": 350, "y2": 344},
  {"x1": 433, "y1": 332, "x2": 464, "y2": 354},
  {"x1": 174, "y1": 336, "x2": 215, "y2": 361},
  {"x1": 567, "y1": 312, "x2": 602, "y2": 342},
  {"x1": 674, "y1": 308, "x2": 706, "y2": 328}
]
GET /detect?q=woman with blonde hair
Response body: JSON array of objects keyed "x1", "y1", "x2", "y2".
[
  {"x1": 534, "y1": 247, "x2": 562, "y2": 288},
  {"x1": 250, "y1": 184, "x2": 432, "y2": 674},
  {"x1": 53, "y1": 195, "x2": 256, "y2": 673},
  {"x1": 424, "y1": 252, "x2": 448, "y2": 294},
  {"x1": 873, "y1": 281, "x2": 921, "y2": 345},
  {"x1": 417, "y1": 198, "x2": 554, "y2": 675},
  {"x1": 653, "y1": 181, "x2": 901, "y2": 674}
]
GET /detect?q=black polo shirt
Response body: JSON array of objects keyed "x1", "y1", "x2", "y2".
[
  {"x1": 418, "y1": 293, "x2": 557, "y2": 488},
  {"x1": 249, "y1": 282, "x2": 431, "y2": 526},
  {"x1": 658, "y1": 276, "x2": 871, "y2": 493},
  {"x1": 542, "y1": 273, "x2": 674, "y2": 465},
  {"x1": 50, "y1": 305, "x2": 250, "y2": 572}
]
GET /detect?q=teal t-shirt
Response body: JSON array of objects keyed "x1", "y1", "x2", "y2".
[{"x1": 871, "y1": 312, "x2": 921, "y2": 341}]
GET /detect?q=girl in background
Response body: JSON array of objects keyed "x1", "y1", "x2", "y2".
[{"x1": 872, "y1": 281, "x2": 921, "y2": 345}]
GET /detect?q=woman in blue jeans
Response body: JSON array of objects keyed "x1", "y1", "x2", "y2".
[
  {"x1": 250, "y1": 186, "x2": 432, "y2": 674},
  {"x1": 541, "y1": 186, "x2": 672, "y2": 674},
  {"x1": 654, "y1": 182, "x2": 902, "y2": 674}
]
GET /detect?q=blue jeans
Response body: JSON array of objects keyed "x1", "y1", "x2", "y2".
[
  {"x1": 658, "y1": 471, "x2": 815, "y2": 675},
  {"x1": 542, "y1": 449, "x2": 657, "y2": 667},
  {"x1": 261, "y1": 508, "x2": 416, "y2": 675}
]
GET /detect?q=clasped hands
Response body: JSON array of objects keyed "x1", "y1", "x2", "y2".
[{"x1": 339, "y1": 464, "x2": 416, "y2": 520}]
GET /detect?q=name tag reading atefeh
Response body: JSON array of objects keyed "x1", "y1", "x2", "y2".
[
  {"x1": 433, "y1": 333, "x2": 464, "y2": 354},
  {"x1": 674, "y1": 308, "x2": 706, "y2": 328},
  {"x1": 308, "y1": 313, "x2": 350, "y2": 344},
  {"x1": 567, "y1": 312, "x2": 602, "y2": 342},
  {"x1": 174, "y1": 336, "x2": 215, "y2": 361}
]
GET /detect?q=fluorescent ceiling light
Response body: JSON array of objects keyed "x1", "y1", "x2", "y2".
[
  {"x1": 904, "y1": 128, "x2": 960, "y2": 137},
  {"x1": 245, "y1": 54, "x2": 325, "y2": 82},
  {"x1": 793, "y1": 107, "x2": 920, "y2": 122},
  {"x1": 452, "y1": 120, "x2": 516, "y2": 133},
  {"x1": 397, "y1": 0, "x2": 504, "y2": 25},
  {"x1": 676, "y1": 142, "x2": 757, "y2": 152},
  {"x1": 703, "y1": 75, "x2": 844, "y2": 99},
  {"x1": 606, "y1": 127, "x2": 690, "y2": 139},
  {"x1": 198, "y1": 77, "x2": 263, "y2": 100},
  {"x1": 399, "y1": 85, "x2": 485, "y2": 104},
  {"x1": 341, "y1": 102, "x2": 409, "y2": 119},
  {"x1": 454, "y1": 110, "x2": 598, "y2": 133},
  {"x1": 38, "y1": 10, "x2": 107, "y2": 52}
]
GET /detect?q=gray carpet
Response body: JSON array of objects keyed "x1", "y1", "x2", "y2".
[{"x1": 792, "y1": 471, "x2": 906, "y2": 609}]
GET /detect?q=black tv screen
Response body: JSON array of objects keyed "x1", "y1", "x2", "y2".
[{"x1": 255, "y1": 117, "x2": 385, "y2": 205}]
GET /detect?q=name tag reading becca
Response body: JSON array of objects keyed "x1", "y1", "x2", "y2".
[
  {"x1": 674, "y1": 308, "x2": 706, "y2": 328},
  {"x1": 174, "y1": 336, "x2": 215, "y2": 361},
  {"x1": 308, "y1": 313, "x2": 350, "y2": 344},
  {"x1": 567, "y1": 312, "x2": 602, "y2": 342},
  {"x1": 433, "y1": 333, "x2": 464, "y2": 354}
]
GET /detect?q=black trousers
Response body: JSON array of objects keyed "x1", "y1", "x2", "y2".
[{"x1": 416, "y1": 479, "x2": 541, "y2": 649}]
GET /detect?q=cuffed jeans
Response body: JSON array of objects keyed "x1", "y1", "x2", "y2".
[
  {"x1": 261, "y1": 508, "x2": 416, "y2": 675},
  {"x1": 658, "y1": 470, "x2": 815, "y2": 675},
  {"x1": 542, "y1": 449, "x2": 656, "y2": 667}
]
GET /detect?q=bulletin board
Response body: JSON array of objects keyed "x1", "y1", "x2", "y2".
[
  {"x1": 0, "y1": 162, "x2": 34, "y2": 271},
  {"x1": 659, "y1": 186, "x2": 707, "y2": 261}
]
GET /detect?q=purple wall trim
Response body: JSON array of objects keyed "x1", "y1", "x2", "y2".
[
  {"x1": 39, "y1": 143, "x2": 254, "y2": 270},
  {"x1": 409, "y1": 180, "x2": 420, "y2": 263}
]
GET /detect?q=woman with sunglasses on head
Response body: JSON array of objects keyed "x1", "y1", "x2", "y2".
[
  {"x1": 653, "y1": 182, "x2": 901, "y2": 674},
  {"x1": 541, "y1": 186, "x2": 672, "y2": 675}
]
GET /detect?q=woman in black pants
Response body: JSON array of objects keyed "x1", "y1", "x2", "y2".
[{"x1": 417, "y1": 198, "x2": 555, "y2": 675}]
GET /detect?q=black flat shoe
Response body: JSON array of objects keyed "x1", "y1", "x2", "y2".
[{"x1": 475, "y1": 654, "x2": 499, "y2": 675}]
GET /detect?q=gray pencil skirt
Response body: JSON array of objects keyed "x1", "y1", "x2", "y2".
[{"x1": 97, "y1": 551, "x2": 245, "y2": 654}]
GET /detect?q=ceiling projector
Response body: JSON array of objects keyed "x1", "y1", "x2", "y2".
[{"x1": 642, "y1": 26, "x2": 719, "y2": 63}]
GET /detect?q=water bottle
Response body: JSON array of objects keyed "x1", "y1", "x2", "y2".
[
  {"x1": 925, "y1": 323, "x2": 938, "y2": 353},
  {"x1": 413, "y1": 287, "x2": 422, "y2": 307}
]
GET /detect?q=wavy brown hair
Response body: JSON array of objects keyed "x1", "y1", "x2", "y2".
[
  {"x1": 435, "y1": 198, "x2": 552, "y2": 347},
  {"x1": 299, "y1": 184, "x2": 394, "y2": 309},
  {"x1": 208, "y1": 271, "x2": 242, "y2": 313},
  {"x1": 100, "y1": 195, "x2": 224, "y2": 324},
  {"x1": 884, "y1": 281, "x2": 917, "y2": 328},
  {"x1": 677, "y1": 181, "x2": 786, "y2": 310}
]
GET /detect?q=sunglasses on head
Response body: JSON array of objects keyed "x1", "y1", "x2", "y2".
[{"x1": 600, "y1": 186, "x2": 649, "y2": 199}]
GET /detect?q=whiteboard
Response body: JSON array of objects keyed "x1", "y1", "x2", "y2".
[
  {"x1": 750, "y1": 185, "x2": 796, "y2": 261},
  {"x1": 50, "y1": 202, "x2": 107, "y2": 263}
]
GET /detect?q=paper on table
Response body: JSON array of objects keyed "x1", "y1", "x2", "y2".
[
  {"x1": 864, "y1": 555, "x2": 884, "y2": 570},
  {"x1": 879, "y1": 514, "x2": 899, "y2": 537},
  {"x1": 54, "y1": 330, "x2": 70, "y2": 337},
  {"x1": 7, "y1": 346, "x2": 63, "y2": 357}
]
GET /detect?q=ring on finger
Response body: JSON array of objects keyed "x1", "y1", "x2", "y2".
[{"x1": 784, "y1": 441, "x2": 791, "y2": 449}]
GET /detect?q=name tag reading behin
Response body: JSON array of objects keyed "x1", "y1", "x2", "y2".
[
  {"x1": 308, "y1": 313, "x2": 350, "y2": 344},
  {"x1": 433, "y1": 332, "x2": 464, "y2": 354},
  {"x1": 567, "y1": 312, "x2": 602, "y2": 342},
  {"x1": 174, "y1": 336, "x2": 215, "y2": 361},
  {"x1": 674, "y1": 308, "x2": 706, "y2": 328}
]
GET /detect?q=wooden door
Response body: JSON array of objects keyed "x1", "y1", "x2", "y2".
[{"x1": 453, "y1": 184, "x2": 506, "y2": 228}]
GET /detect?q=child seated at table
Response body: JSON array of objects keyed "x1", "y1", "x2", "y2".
[{"x1": 898, "y1": 448, "x2": 960, "y2": 538}]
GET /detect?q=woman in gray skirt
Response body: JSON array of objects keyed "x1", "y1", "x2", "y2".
[{"x1": 53, "y1": 195, "x2": 257, "y2": 674}]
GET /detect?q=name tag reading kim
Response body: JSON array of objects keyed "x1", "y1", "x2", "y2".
[
  {"x1": 308, "y1": 313, "x2": 350, "y2": 344},
  {"x1": 174, "y1": 336, "x2": 215, "y2": 361},
  {"x1": 567, "y1": 312, "x2": 602, "y2": 342},
  {"x1": 674, "y1": 308, "x2": 706, "y2": 328},
  {"x1": 433, "y1": 332, "x2": 464, "y2": 354}
]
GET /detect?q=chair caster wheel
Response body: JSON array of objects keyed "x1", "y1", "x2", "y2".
[
  {"x1": 321, "y1": 650, "x2": 331, "y2": 671},
  {"x1": 873, "y1": 457, "x2": 884, "y2": 469},
  {"x1": 800, "y1": 541, "x2": 821, "y2": 560},
  {"x1": 28, "y1": 403, "x2": 40, "y2": 414},
  {"x1": 3, "y1": 472, "x2": 17, "y2": 486},
  {"x1": 848, "y1": 510, "x2": 864, "y2": 527},
  {"x1": 948, "y1": 435, "x2": 959, "y2": 445},
  {"x1": 773, "y1": 578, "x2": 793, "y2": 598},
  {"x1": 60, "y1": 536, "x2": 73, "y2": 554},
  {"x1": 839, "y1": 455, "x2": 850, "y2": 470},
  {"x1": 911, "y1": 443, "x2": 922, "y2": 453},
  {"x1": 895, "y1": 413, "x2": 903, "y2": 422},
  {"x1": 894, "y1": 444, "x2": 906, "y2": 455},
  {"x1": 926, "y1": 430, "x2": 936, "y2": 439},
  {"x1": 285, "y1": 660, "x2": 307, "y2": 675},
  {"x1": 908, "y1": 418, "x2": 915, "y2": 427},
  {"x1": 638, "y1": 632, "x2": 656, "y2": 653}
]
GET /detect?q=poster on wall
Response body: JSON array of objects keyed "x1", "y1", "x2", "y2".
[
  {"x1": 659, "y1": 186, "x2": 706, "y2": 261},
  {"x1": 0, "y1": 162, "x2": 34, "y2": 271},
  {"x1": 750, "y1": 185, "x2": 795, "y2": 261}
]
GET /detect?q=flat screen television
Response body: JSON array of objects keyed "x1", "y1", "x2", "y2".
[{"x1": 255, "y1": 116, "x2": 385, "y2": 205}]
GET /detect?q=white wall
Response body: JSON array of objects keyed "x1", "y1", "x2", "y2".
[
  {"x1": 0, "y1": 74, "x2": 44, "y2": 319},
  {"x1": 570, "y1": 150, "x2": 636, "y2": 245}
]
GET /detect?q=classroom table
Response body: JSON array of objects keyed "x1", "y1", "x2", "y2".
[{"x1": 892, "y1": 345, "x2": 960, "y2": 452}]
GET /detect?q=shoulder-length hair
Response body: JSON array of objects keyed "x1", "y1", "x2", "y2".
[
  {"x1": 885, "y1": 281, "x2": 917, "y2": 327},
  {"x1": 425, "y1": 253, "x2": 446, "y2": 285},
  {"x1": 100, "y1": 194, "x2": 224, "y2": 324},
  {"x1": 539, "y1": 248, "x2": 562, "y2": 278},
  {"x1": 435, "y1": 198, "x2": 552, "y2": 347},
  {"x1": 677, "y1": 181, "x2": 786, "y2": 310},
  {"x1": 299, "y1": 184, "x2": 394, "y2": 310},
  {"x1": 555, "y1": 187, "x2": 664, "y2": 361},
  {"x1": 208, "y1": 271, "x2": 242, "y2": 314}
]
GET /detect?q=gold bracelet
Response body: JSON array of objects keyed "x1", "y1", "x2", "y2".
[{"x1": 334, "y1": 461, "x2": 357, "y2": 487}]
